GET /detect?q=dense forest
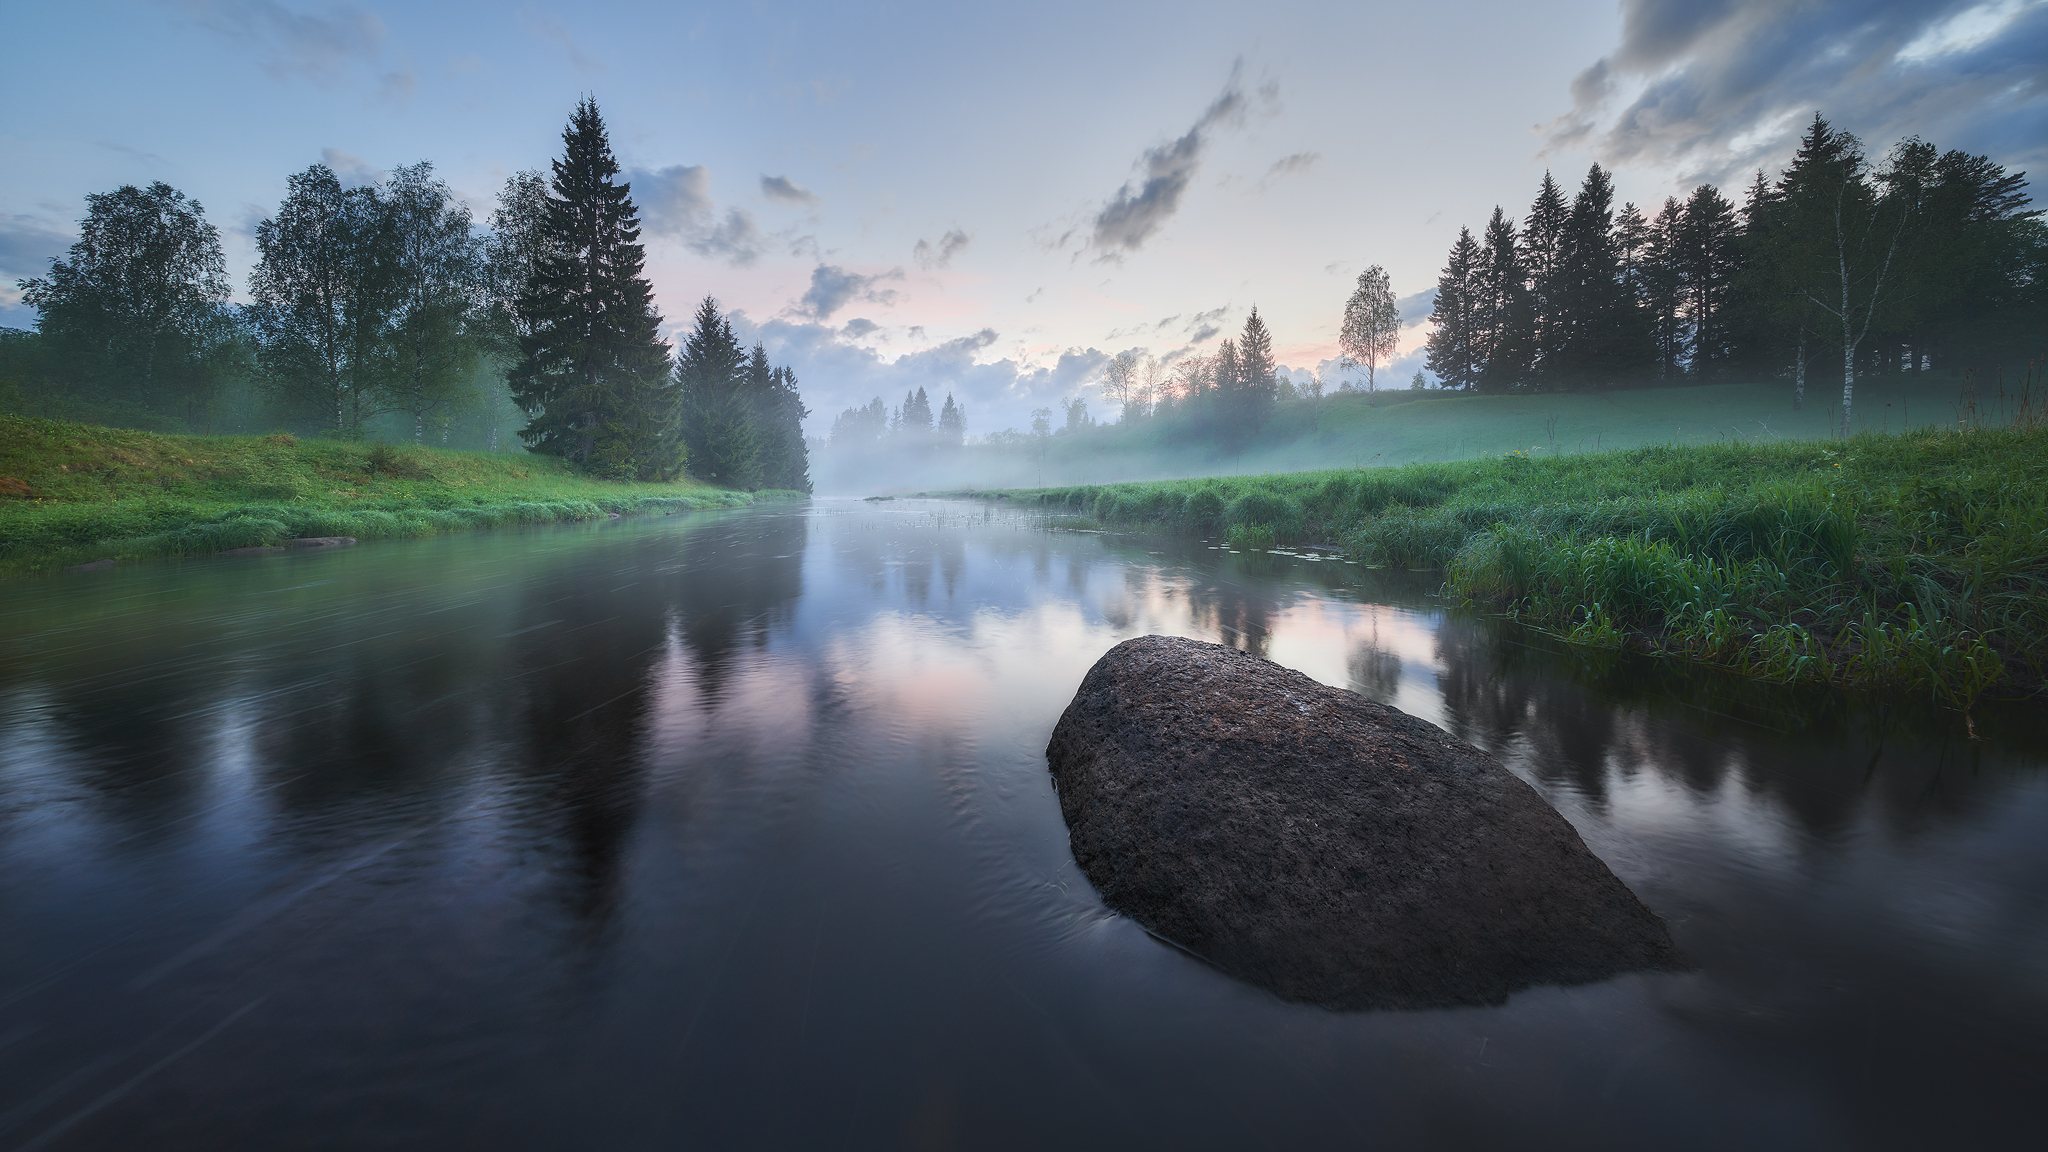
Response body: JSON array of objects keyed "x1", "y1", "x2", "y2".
[
  {"x1": 1423, "y1": 115, "x2": 2045, "y2": 434},
  {"x1": 2, "y1": 100, "x2": 808, "y2": 491}
]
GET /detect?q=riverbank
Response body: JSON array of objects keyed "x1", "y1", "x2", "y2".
[
  {"x1": 938, "y1": 426, "x2": 2048, "y2": 708},
  {"x1": 0, "y1": 415, "x2": 787, "y2": 575}
]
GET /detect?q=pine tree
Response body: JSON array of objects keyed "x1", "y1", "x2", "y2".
[
  {"x1": 937, "y1": 393, "x2": 966, "y2": 445},
  {"x1": 764, "y1": 365, "x2": 812, "y2": 491},
  {"x1": 1521, "y1": 172, "x2": 1570, "y2": 378},
  {"x1": 1426, "y1": 227, "x2": 1482, "y2": 390},
  {"x1": 1474, "y1": 207, "x2": 1534, "y2": 392},
  {"x1": 899, "y1": 387, "x2": 934, "y2": 438},
  {"x1": 1644, "y1": 198, "x2": 1687, "y2": 379},
  {"x1": 1548, "y1": 164, "x2": 1652, "y2": 388},
  {"x1": 1674, "y1": 184, "x2": 1742, "y2": 375},
  {"x1": 676, "y1": 296, "x2": 757, "y2": 487},
  {"x1": 508, "y1": 98, "x2": 671, "y2": 473}
]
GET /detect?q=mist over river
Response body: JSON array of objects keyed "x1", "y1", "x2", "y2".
[{"x1": 1, "y1": 500, "x2": 2041, "y2": 1150}]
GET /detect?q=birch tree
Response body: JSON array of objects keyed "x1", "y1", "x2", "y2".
[{"x1": 1340, "y1": 265, "x2": 1400, "y2": 401}]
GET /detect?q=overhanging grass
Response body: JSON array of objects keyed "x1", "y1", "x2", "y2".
[
  {"x1": 0, "y1": 416, "x2": 784, "y2": 574},
  {"x1": 949, "y1": 427, "x2": 2048, "y2": 707}
]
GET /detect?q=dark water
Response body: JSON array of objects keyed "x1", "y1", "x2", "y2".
[{"x1": 1, "y1": 500, "x2": 2042, "y2": 1151}]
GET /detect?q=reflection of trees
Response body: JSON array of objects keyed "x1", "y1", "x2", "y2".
[
  {"x1": 676, "y1": 508, "x2": 807, "y2": 702},
  {"x1": 1182, "y1": 571, "x2": 1277, "y2": 660},
  {"x1": 1347, "y1": 643, "x2": 1403, "y2": 704},
  {"x1": 1428, "y1": 617, "x2": 2028, "y2": 837}
]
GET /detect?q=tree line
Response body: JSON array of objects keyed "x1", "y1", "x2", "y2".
[
  {"x1": 1424, "y1": 114, "x2": 2045, "y2": 433},
  {"x1": 7, "y1": 99, "x2": 808, "y2": 490}
]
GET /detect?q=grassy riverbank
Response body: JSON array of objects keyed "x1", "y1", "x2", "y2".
[
  {"x1": 0, "y1": 415, "x2": 784, "y2": 575},
  {"x1": 946, "y1": 426, "x2": 2048, "y2": 709}
]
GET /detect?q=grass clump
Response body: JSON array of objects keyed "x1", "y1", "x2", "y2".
[
  {"x1": 0, "y1": 416, "x2": 768, "y2": 574},
  {"x1": 983, "y1": 426, "x2": 2048, "y2": 708}
]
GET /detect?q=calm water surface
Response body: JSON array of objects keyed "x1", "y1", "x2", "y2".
[{"x1": 1, "y1": 500, "x2": 2042, "y2": 1150}]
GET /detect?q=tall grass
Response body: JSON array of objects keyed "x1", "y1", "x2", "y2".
[{"x1": 966, "y1": 426, "x2": 2048, "y2": 708}]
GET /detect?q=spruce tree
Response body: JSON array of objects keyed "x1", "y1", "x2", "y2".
[
  {"x1": 1521, "y1": 172, "x2": 1570, "y2": 378},
  {"x1": 1644, "y1": 198, "x2": 1688, "y2": 379},
  {"x1": 763, "y1": 365, "x2": 812, "y2": 491},
  {"x1": 1674, "y1": 184, "x2": 1742, "y2": 375},
  {"x1": 1426, "y1": 227, "x2": 1482, "y2": 390},
  {"x1": 1475, "y1": 207, "x2": 1534, "y2": 392},
  {"x1": 1548, "y1": 164, "x2": 1652, "y2": 388},
  {"x1": 676, "y1": 296, "x2": 757, "y2": 487},
  {"x1": 508, "y1": 98, "x2": 671, "y2": 473},
  {"x1": 937, "y1": 393, "x2": 966, "y2": 445}
]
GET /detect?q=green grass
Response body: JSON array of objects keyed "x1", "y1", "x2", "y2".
[
  {"x1": 949, "y1": 425, "x2": 2048, "y2": 710},
  {"x1": 0, "y1": 416, "x2": 789, "y2": 574}
]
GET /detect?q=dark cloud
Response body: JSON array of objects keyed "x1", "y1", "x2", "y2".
[
  {"x1": 629, "y1": 165, "x2": 765, "y2": 266},
  {"x1": 1185, "y1": 324, "x2": 1221, "y2": 344},
  {"x1": 1088, "y1": 72, "x2": 1258, "y2": 258},
  {"x1": 1397, "y1": 288, "x2": 1437, "y2": 327},
  {"x1": 1550, "y1": 0, "x2": 2048, "y2": 191},
  {"x1": 168, "y1": 0, "x2": 412, "y2": 94},
  {"x1": 792, "y1": 264, "x2": 905, "y2": 321},
  {"x1": 841, "y1": 318, "x2": 880, "y2": 339},
  {"x1": 760, "y1": 174, "x2": 820, "y2": 207},
  {"x1": 913, "y1": 228, "x2": 971, "y2": 270}
]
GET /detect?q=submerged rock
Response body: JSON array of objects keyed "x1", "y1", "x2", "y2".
[{"x1": 1045, "y1": 635, "x2": 1683, "y2": 1010}]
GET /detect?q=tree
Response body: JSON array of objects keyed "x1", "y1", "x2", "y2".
[
  {"x1": 1426, "y1": 227, "x2": 1482, "y2": 390},
  {"x1": 1474, "y1": 208, "x2": 1534, "y2": 392},
  {"x1": 895, "y1": 387, "x2": 934, "y2": 438},
  {"x1": 1339, "y1": 265, "x2": 1400, "y2": 401},
  {"x1": 1522, "y1": 172, "x2": 1570, "y2": 376},
  {"x1": 250, "y1": 164, "x2": 398, "y2": 436},
  {"x1": 1673, "y1": 184, "x2": 1742, "y2": 375},
  {"x1": 937, "y1": 392, "x2": 966, "y2": 445},
  {"x1": 1102, "y1": 350, "x2": 1143, "y2": 421},
  {"x1": 382, "y1": 162, "x2": 489, "y2": 441},
  {"x1": 1217, "y1": 308, "x2": 1278, "y2": 448},
  {"x1": 1643, "y1": 198, "x2": 1688, "y2": 380},
  {"x1": 1547, "y1": 163, "x2": 1652, "y2": 388},
  {"x1": 744, "y1": 347, "x2": 811, "y2": 492},
  {"x1": 19, "y1": 181, "x2": 237, "y2": 425},
  {"x1": 508, "y1": 98, "x2": 672, "y2": 472},
  {"x1": 1774, "y1": 116, "x2": 1922, "y2": 436},
  {"x1": 1061, "y1": 395, "x2": 1093, "y2": 432},
  {"x1": 675, "y1": 296, "x2": 754, "y2": 486},
  {"x1": 1029, "y1": 406, "x2": 1052, "y2": 485}
]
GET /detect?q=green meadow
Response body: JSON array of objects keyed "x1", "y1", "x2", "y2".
[{"x1": 0, "y1": 415, "x2": 783, "y2": 575}]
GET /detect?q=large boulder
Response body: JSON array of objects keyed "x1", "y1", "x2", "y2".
[{"x1": 1045, "y1": 635, "x2": 1683, "y2": 1010}]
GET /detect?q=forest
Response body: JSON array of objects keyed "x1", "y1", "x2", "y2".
[{"x1": 1, "y1": 99, "x2": 809, "y2": 492}]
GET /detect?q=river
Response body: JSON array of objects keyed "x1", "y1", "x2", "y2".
[{"x1": 1, "y1": 499, "x2": 2041, "y2": 1150}]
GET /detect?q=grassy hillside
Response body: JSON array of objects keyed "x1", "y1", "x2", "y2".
[
  {"x1": 0, "y1": 416, "x2": 784, "y2": 574},
  {"x1": 952, "y1": 424, "x2": 2048, "y2": 711}
]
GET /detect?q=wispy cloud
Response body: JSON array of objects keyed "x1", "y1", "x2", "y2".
[
  {"x1": 1085, "y1": 67, "x2": 1266, "y2": 260},
  {"x1": 518, "y1": 7, "x2": 605, "y2": 75},
  {"x1": 321, "y1": 146, "x2": 383, "y2": 187},
  {"x1": 165, "y1": 0, "x2": 413, "y2": 96},
  {"x1": 913, "y1": 229, "x2": 970, "y2": 270},
  {"x1": 1548, "y1": 0, "x2": 2048, "y2": 188},
  {"x1": 790, "y1": 264, "x2": 905, "y2": 321},
  {"x1": 1257, "y1": 151, "x2": 1320, "y2": 189},
  {"x1": 760, "y1": 174, "x2": 820, "y2": 207},
  {"x1": 630, "y1": 165, "x2": 766, "y2": 266}
]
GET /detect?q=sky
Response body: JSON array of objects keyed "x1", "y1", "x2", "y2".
[{"x1": 4, "y1": 0, "x2": 2043, "y2": 436}]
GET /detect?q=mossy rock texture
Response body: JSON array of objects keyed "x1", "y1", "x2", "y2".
[{"x1": 1045, "y1": 635, "x2": 1683, "y2": 1010}]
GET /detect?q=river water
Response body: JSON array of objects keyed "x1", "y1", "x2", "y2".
[{"x1": 0, "y1": 499, "x2": 2041, "y2": 1150}]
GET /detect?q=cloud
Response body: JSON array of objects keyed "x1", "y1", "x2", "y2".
[
  {"x1": 913, "y1": 229, "x2": 971, "y2": 270},
  {"x1": 727, "y1": 311, "x2": 1108, "y2": 436},
  {"x1": 321, "y1": 146, "x2": 383, "y2": 188},
  {"x1": 1088, "y1": 70, "x2": 1258, "y2": 259},
  {"x1": 792, "y1": 264, "x2": 905, "y2": 321},
  {"x1": 629, "y1": 164, "x2": 766, "y2": 266},
  {"x1": 841, "y1": 318, "x2": 880, "y2": 339},
  {"x1": 760, "y1": 174, "x2": 820, "y2": 207},
  {"x1": 0, "y1": 214, "x2": 73, "y2": 283},
  {"x1": 1257, "y1": 151, "x2": 1321, "y2": 188},
  {"x1": 1548, "y1": 0, "x2": 2048, "y2": 190},
  {"x1": 166, "y1": 0, "x2": 408, "y2": 92},
  {"x1": 1186, "y1": 324, "x2": 1221, "y2": 344},
  {"x1": 1396, "y1": 288, "x2": 1437, "y2": 327}
]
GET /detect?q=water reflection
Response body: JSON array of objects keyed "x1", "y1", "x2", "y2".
[{"x1": 0, "y1": 499, "x2": 2040, "y2": 1151}]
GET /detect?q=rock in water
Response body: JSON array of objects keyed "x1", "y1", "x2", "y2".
[{"x1": 1045, "y1": 635, "x2": 1683, "y2": 1010}]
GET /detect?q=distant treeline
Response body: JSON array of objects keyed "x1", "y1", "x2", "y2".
[
  {"x1": 1423, "y1": 114, "x2": 2045, "y2": 433},
  {"x1": 3, "y1": 100, "x2": 806, "y2": 491}
]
